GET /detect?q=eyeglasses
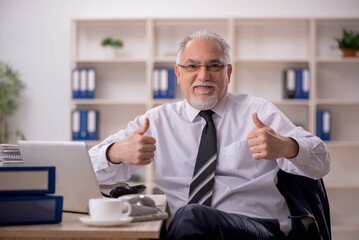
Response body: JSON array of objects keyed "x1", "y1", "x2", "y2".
[{"x1": 177, "y1": 63, "x2": 229, "y2": 72}]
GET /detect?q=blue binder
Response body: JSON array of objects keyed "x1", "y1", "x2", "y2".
[
  {"x1": 86, "y1": 68, "x2": 96, "y2": 99},
  {"x1": 87, "y1": 110, "x2": 99, "y2": 140},
  {"x1": 0, "y1": 195, "x2": 63, "y2": 225},
  {"x1": 72, "y1": 110, "x2": 81, "y2": 140},
  {"x1": 72, "y1": 110, "x2": 99, "y2": 140},
  {"x1": 0, "y1": 166, "x2": 55, "y2": 196},
  {"x1": 294, "y1": 69, "x2": 310, "y2": 99},
  {"x1": 167, "y1": 69, "x2": 176, "y2": 99},
  {"x1": 316, "y1": 110, "x2": 331, "y2": 141},
  {"x1": 79, "y1": 69, "x2": 88, "y2": 99},
  {"x1": 153, "y1": 68, "x2": 176, "y2": 99},
  {"x1": 72, "y1": 68, "x2": 81, "y2": 99}
]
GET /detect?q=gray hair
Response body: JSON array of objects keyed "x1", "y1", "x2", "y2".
[{"x1": 176, "y1": 30, "x2": 231, "y2": 65}]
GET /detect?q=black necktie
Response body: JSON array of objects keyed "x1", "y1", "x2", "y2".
[{"x1": 188, "y1": 110, "x2": 217, "y2": 206}]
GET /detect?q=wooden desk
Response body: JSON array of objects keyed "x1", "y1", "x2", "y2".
[{"x1": 0, "y1": 195, "x2": 166, "y2": 240}]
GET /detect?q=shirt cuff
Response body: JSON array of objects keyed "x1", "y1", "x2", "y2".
[
  {"x1": 98, "y1": 143, "x2": 121, "y2": 170},
  {"x1": 286, "y1": 137, "x2": 311, "y2": 166}
]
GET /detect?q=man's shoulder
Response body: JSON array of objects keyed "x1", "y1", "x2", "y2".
[
  {"x1": 227, "y1": 92, "x2": 270, "y2": 106},
  {"x1": 146, "y1": 100, "x2": 185, "y2": 118}
]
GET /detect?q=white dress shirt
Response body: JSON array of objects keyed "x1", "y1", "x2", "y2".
[{"x1": 89, "y1": 92, "x2": 331, "y2": 235}]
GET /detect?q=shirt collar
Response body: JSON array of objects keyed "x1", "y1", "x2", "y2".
[{"x1": 185, "y1": 94, "x2": 227, "y2": 122}]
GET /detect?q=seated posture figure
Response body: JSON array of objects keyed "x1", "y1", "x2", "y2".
[{"x1": 89, "y1": 30, "x2": 331, "y2": 240}]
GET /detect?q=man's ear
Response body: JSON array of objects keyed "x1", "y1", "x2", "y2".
[
  {"x1": 175, "y1": 65, "x2": 181, "y2": 84},
  {"x1": 227, "y1": 64, "x2": 232, "y2": 84}
]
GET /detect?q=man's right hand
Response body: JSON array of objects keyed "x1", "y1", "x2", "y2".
[{"x1": 107, "y1": 118, "x2": 156, "y2": 165}]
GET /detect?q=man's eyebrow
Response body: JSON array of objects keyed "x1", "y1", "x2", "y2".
[
  {"x1": 184, "y1": 59, "x2": 200, "y2": 64},
  {"x1": 183, "y1": 59, "x2": 222, "y2": 64}
]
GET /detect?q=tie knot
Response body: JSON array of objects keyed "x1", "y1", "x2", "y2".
[{"x1": 199, "y1": 110, "x2": 214, "y2": 123}]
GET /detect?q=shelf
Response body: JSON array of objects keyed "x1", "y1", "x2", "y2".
[
  {"x1": 325, "y1": 141, "x2": 359, "y2": 148},
  {"x1": 152, "y1": 98, "x2": 182, "y2": 105},
  {"x1": 271, "y1": 99, "x2": 310, "y2": 106},
  {"x1": 154, "y1": 56, "x2": 177, "y2": 63},
  {"x1": 316, "y1": 99, "x2": 359, "y2": 105},
  {"x1": 74, "y1": 58, "x2": 147, "y2": 64},
  {"x1": 332, "y1": 224, "x2": 359, "y2": 231},
  {"x1": 234, "y1": 58, "x2": 309, "y2": 63},
  {"x1": 316, "y1": 57, "x2": 359, "y2": 63},
  {"x1": 325, "y1": 184, "x2": 359, "y2": 190},
  {"x1": 72, "y1": 99, "x2": 147, "y2": 106}
]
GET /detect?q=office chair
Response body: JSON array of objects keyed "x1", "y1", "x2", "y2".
[{"x1": 276, "y1": 169, "x2": 331, "y2": 240}]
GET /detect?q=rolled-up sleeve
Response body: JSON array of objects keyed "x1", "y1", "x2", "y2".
[{"x1": 88, "y1": 116, "x2": 147, "y2": 184}]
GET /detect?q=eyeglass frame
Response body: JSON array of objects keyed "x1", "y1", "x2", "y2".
[{"x1": 177, "y1": 63, "x2": 230, "y2": 72}]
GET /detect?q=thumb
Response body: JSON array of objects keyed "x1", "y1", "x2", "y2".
[
  {"x1": 135, "y1": 118, "x2": 150, "y2": 135},
  {"x1": 252, "y1": 112, "x2": 266, "y2": 129}
]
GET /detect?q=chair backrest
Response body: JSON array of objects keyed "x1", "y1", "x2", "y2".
[{"x1": 276, "y1": 169, "x2": 331, "y2": 240}]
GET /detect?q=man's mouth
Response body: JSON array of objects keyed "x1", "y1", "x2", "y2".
[{"x1": 193, "y1": 85, "x2": 214, "y2": 94}]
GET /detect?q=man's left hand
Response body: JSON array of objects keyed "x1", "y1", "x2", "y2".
[{"x1": 247, "y1": 112, "x2": 299, "y2": 160}]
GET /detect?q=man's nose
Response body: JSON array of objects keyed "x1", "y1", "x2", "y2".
[{"x1": 196, "y1": 66, "x2": 211, "y2": 79}]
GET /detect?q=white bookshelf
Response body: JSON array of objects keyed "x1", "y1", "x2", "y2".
[{"x1": 70, "y1": 18, "x2": 359, "y2": 239}]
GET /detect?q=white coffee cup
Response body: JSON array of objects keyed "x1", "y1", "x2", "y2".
[{"x1": 89, "y1": 198, "x2": 131, "y2": 221}]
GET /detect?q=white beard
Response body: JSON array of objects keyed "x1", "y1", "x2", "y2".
[{"x1": 189, "y1": 82, "x2": 218, "y2": 110}]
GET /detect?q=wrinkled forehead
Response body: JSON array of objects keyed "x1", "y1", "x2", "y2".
[{"x1": 180, "y1": 38, "x2": 226, "y2": 63}]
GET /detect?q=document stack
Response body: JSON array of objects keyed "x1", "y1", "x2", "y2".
[
  {"x1": 0, "y1": 166, "x2": 63, "y2": 225},
  {"x1": 0, "y1": 144, "x2": 22, "y2": 165}
]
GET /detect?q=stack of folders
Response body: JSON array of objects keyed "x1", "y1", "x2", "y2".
[
  {"x1": 72, "y1": 109, "x2": 99, "y2": 140},
  {"x1": 283, "y1": 68, "x2": 310, "y2": 99},
  {"x1": 153, "y1": 68, "x2": 176, "y2": 99},
  {"x1": 0, "y1": 166, "x2": 63, "y2": 225},
  {"x1": 316, "y1": 110, "x2": 331, "y2": 141},
  {"x1": 72, "y1": 68, "x2": 96, "y2": 99}
]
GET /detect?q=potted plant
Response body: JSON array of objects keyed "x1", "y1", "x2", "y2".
[
  {"x1": 101, "y1": 37, "x2": 124, "y2": 58},
  {"x1": 335, "y1": 29, "x2": 359, "y2": 57},
  {"x1": 0, "y1": 61, "x2": 26, "y2": 143}
]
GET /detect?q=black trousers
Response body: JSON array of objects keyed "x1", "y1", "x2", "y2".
[{"x1": 166, "y1": 204, "x2": 287, "y2": 240}]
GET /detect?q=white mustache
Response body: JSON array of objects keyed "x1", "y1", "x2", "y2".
[{"x1": 191, "y1": 82, "x2": 217, "y2": 89}]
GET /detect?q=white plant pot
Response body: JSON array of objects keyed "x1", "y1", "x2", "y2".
[{"x1": 104, "y1": 46, "x2": 122, "y2": 58}]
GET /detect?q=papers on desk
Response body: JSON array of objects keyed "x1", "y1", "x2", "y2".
[{"x1": 0, "y1": 144, "x2": 23, "y2": 165}]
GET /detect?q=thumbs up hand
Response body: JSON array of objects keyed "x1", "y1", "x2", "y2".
[
  {"x1": 107, "y1": 118, "x2": 156, "y2": 165},
  {"x1": 247, "y1": 113, "x2": 299, "y2": 160}
]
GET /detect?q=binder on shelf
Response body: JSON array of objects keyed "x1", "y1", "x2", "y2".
[
  {"x1": 294, "y1": 68, "x2": 310, "y2": 99},
  {"x1": 283, "y1": 68, "x2": 310, "y2": 100},
  {"x1": 160, "y1": 69, "x2": 168, "y2": 98},
  {"x1": 301, "y1": 69, "x2": 310, "y2": 99},
  {"x1": 80, "y1": 68, "x2": 87, "y2": 98},
  {"x1": 72, "y1": 110, "x2": 99, "y2": 141},
  {"x1": 0, "y1": 195, "x2": 63, "y2": 225},
  {"x1": 283, "y1": 69, "x2": 295, "y2": 99},
  {"x1": 72, "y1": 110, "x2": 81, "y2": 140},
  {"x1": 153, "y1": 69, "x2": 160, "y2": 98},
  {"x1": 87, "y1": 68, "x2": 96, "y2": 98},
  {"x1": 72, "y1": 68, "x2": 96, "y2": 99},
  {"x1": 0, "y1": 166, "x2": 55, "y2": 196},
  {"x1": 87, "y1": 110, "x2": 99, "y2": 140},
  {"x1": 153, "y1": 68, "x2": 176, "y2": 99},
  {"x1": 316, "y1": 110, "x2": 331, "y2": 141},
  {"x1": 72, "y1": 69, "x2": 81, "y2": 99}
]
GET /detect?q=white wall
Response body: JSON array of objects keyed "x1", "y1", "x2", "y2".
[{"x1": 1, "y1": 0, "x2": 359, "y2": 142}]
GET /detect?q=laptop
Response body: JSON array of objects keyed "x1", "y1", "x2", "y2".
[{"x1": 18, "y1": 140, "x2": 103, "y2": 213}]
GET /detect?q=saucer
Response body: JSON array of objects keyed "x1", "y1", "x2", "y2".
[{"x1": 79, "y1": 216, "x2": 133, "y2": 227}]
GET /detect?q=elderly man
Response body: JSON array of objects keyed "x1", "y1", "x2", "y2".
[{"x1": 89, "y1": 30, "x2": 330, "y2": 240}]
